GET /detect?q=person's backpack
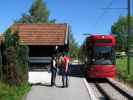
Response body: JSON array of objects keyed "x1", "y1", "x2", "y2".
[{"x1": 57, "y1": 56, "x2": 64, "y2": 67}]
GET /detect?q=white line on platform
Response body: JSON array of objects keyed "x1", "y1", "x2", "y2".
[{"x1": 83, "y1": 78, "x2": 98, "y2": 100}]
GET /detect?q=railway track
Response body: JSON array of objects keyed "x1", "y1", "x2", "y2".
[
  {"x1": 87, "y1": 78, "x2": 133, "y2": 100},
  {"x1": 76, "y1": 64, "x2": 133, "y2": 100}
]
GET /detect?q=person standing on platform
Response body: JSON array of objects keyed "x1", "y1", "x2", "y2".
[
  {"x1": 62, "y1": 52, "x2": 70, "y2": 88},
  {"x1": 51, "y1": 55, "x2": 57, "y2": 87}
]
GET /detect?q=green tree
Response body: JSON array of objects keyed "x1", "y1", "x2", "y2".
[
  {"x1": 69, "y1": 31, "x2": 79, "y2": 59},
  {"x1": 16, "y1": 0, "x2": 55, "y2": 23},
  {"x1": 79, "y1": 41, "x2": 86, "y2": 62},
  {"x1": 111, "y1": 16, "x2": 133, "y2": 51}
]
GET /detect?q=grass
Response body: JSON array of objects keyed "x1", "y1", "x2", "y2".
[
  {"x1": 0, "y1": 82, "x2": 31, "y2": 100},
  {"x1": 116, "y1": 56, "x2": 133, "y2": 83}
]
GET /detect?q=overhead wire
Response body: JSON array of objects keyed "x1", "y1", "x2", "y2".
[{"x1": 92, "y1": 0, "x2": 114, "y2": 28}]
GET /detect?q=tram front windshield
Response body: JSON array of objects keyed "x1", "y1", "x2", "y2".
[{"x1": 91, "y1": 46, "x2": 115, "y2": 65}]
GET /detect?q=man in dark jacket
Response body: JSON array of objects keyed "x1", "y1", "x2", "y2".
[{"x1": 51, "y1": 56, "x2": 57, "y2": 87}]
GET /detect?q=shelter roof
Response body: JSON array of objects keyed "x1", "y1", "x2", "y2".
[{"x1": 12, "y1": 23, "x2": 69, "y2": 45}]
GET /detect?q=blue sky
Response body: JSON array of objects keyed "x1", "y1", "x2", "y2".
[{"x1": 0, "y1": 0, "x2": 132, "y2": 45}]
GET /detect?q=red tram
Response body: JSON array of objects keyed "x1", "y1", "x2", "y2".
[{"x1": 83, "y1": 35, "x2": 116, "y2": 79}]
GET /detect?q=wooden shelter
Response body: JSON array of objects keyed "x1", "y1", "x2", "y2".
[{"x1": 12, "y1": 23, "x2": 69, "y2": 68}]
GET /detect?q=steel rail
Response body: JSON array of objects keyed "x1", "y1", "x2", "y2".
[
  {"x1": 94, "y1": 82, "x2": 112, "y2": 100},
  {"x1": 107, "y1": 79, "x2": 133, "y2": 100},
  {"x1": 94, "y1": 79, "x2": 132, "y2": 100}
]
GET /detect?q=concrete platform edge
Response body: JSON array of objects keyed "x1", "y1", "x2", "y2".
[{"x1": 83, "y1": 78, "x2": 97, "y2": 100}]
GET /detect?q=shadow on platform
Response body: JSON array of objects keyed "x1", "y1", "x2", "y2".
[{"x1": 31, "y1": 83, "x2": 52, "y2": 87}]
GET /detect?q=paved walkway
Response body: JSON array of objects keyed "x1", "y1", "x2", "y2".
[{"x1": 26, "y1": 74, "x2": 91, "y2": 100}]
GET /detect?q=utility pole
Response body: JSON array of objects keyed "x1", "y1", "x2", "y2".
[
  {"x1": 127, "y1": 0, "x2": 131, "y2": 75},
  {"x1": 100, "y1": 0, "x2": 131, "y2": 75}
]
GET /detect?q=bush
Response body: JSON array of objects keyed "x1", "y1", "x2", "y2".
[
  {"x1": 1, "y1": 29, "x2": 29, "y2": 85},
  {"x1": 0, "y1": 81, "x2": 31, "y2": 100},
  {"x1": 116, "y1": 56, "x2": 133, "y2": 83},
  {"x1": 4, "y1": 47, "x2": 21, "y2": 85},
  {"x1": 16, "y1": 45, "x2": 29, "y2": 83},
  {"x1": 0, "y1": 48, "x2": 2, "y2": 80}
]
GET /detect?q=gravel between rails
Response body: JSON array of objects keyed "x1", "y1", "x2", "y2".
[
  {"x1": 108, "y1": 78, "x2": 133, "y2": 99},
  {"x1": 95, "y1": 82, "x2": 128, "y2": 100}
]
